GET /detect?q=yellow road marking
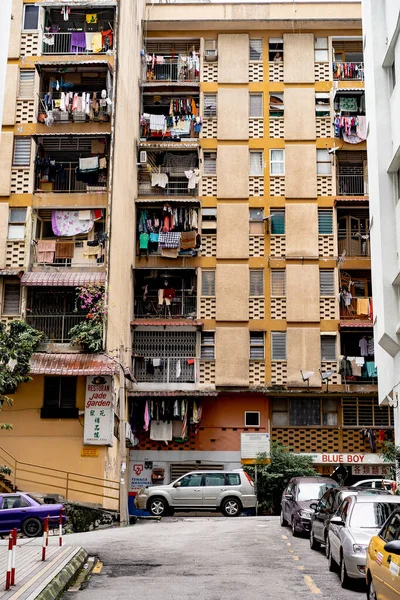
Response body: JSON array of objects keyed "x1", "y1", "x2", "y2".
[
  {"x1": 304, "y1": 575, "x2": 321, "y2": 594},
  {"x1": 92, "y1": 561, "x2": 103, "y2": 574}
]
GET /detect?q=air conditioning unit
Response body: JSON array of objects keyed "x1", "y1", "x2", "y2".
[
  {"x1": 139, "y1": 150, "x2": 147, "y2": 164},
  {"x1": 125, "y1": 422, "x2": 134, "y2": 447},
  {"x1": 204, "y1": 49, "x2": 218, "y2": 61}
]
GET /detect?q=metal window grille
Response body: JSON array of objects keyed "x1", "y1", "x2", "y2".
[
  {"x1": 271, "y1": 270, "x2": 286, "y2": 296},
  {"x1": 249, "y1": 94, "x2": 263, "y2": 118},
  {"x1": 201, "y1": 332, "x2": 215, "y2": 359},
  {"x1": 318, "y1": 208, "x2": 333, "y2": 234},
  {"x1": 342, "y1": 397, "x2": 393, "y2": 427},
  {"x1": 18, "y1": 71, "x2": 35, "y2": 99},
  {"x1": 270, "y1": 149, "x2": 285, "y2": 175},
  {"x1": 133, "y1": 330, "x2": 197, "y2": 358},
  {"x1": 203, "y1": 152, "x2": 217, "y2": 175},
  {"x1": 321, "y1": 335, "x2": 337, "y2": 360},
  {"x1": 270, "y1": 208, "x2": 285, "y2": 234},
  {"x1": 320, "y1": 270, "x2": 335, "y2": 296},
  {"x1": 201, "y1": 270, "x2": 215, "y2": 296},
  {"x1": 271, "y1": 332, "x2": 286, "y2": 360},
  {"x1": 203, "y1": 94, "x2": 217, "y2": 118},
  {"x1": 250, "y1": 39, "x2": 263, "y2": 61},
  {"x1": 13, "y1": 138, "x2": 31, "y2": 166},
  {"x1": 317, "y1": 149, "x2": 332, "y2": 175},
  {"x1": 250, "y1": 270, "x2": 264, "y2": 296},
  {"x1": 250, "y1": 151, "x2": 263, "y2": 176},
  {"x1": 250, "y1": 332, "x2": 264, "y2": 359}
]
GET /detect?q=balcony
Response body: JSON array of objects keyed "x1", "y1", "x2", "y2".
[
  {"x1": 134, "y1": 269, "x2": 197, "y2": 316},
  {"x1": 26, "y1": 313, "x2": 86, "y2": 343},
  {"x1": 337, "y1": 209, "x2": 370, "y2": 258},
  {"x1": 140, "y1": 92, "x2": 200, "y2": 141},
  {"x1": 336, "y1": 153, "x2": 368, "y2": 196},
  {"x1": 333, "y1": 62, "x2": 364, "y2": 80},
  {"x1": 143, "y1": 54, "x2": 199, "y2": 84},
  {"x1": 138, "y1": 150, "x2": 199, "y2": 197},
  {"x1": 340, "y1": 331, "x2": 376, "y2": 384},
  {"x1": 134, "y1": 357, "x2": 198, "y2": 384},
  {"x1": 340, "y1": 270, "x2": 372, "y2": 321}
]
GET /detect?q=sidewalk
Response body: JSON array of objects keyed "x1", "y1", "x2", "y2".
[{"x1": 0, "y1": 538, "x2": 87, "y2": 600}]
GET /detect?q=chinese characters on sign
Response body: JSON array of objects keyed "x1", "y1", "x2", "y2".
[
  {"x1": 352, "y1": 465, "x2": 391, "y2": 476},
  {"x1": 83, "y1": 376, "x2": 114, "y2": 446}
]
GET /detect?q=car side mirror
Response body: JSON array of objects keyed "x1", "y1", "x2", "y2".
[
  {"x1": 284, "y1": 493, "x2": 294, "y2": 500},
  {"x1": 173, "y1": 482, "x2": 181, "y2": 488},
  {"x1": 309, "y1": 502, "x2": 318, "y2": 511},
  {"x1": 330, "y1": 515, "x2": 345, "y2": 527},
  {"x1": 384, "y1": 541, "x2": 400, "y2": 555}
]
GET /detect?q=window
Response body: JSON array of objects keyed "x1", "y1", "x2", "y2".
[
  {"x1": 318, "y1": 208, "x2": 333, "y2": 234},
  {"x1": 8, "y1": 208, "x2": 27, "y2": 240},
  {"x1": 342, "y1": 397, "x2": 393, "y2": 427},
  {"x1": 314, "y1": 37, "x2": 329, "y2": 62},
  {"x1": 41, "y1": 376, "x2": 78, "y2": 419},
  {"x1": 23, "y1": 5, "x2": 39, "y2": 31},
  {"x1": 249, "y1": 208, "x2": 264, "y2": 234},
  {"x1": 245, "y1": 411, "x2": 260, "y2": 427},
  {"x1": 271, "y1": 270, "x2": 286, "y2": 296},
  {"x1": 204, "y1": 39, "x2": 218, "y2": 60},
  {"x1": 250, "y1": 332, "x2": 264, "y2": 359},
  {"x1": 203, "y1": 93, "x2": 217, "y2": 118},
  {"x1": 322, "y1": 398, "x2": 338, "y2": 426},
  {"x1": 3, "y1": 282, "x2": 21, "y2": 315},
  {"x1": 315, "y1": 92, "x2": 330, "y2": 117},
  {"x1": 201, "y1": 271, "x2": 215, "y2": 296},
  {"x1": 269, "y1": 37, "x2": 283, "y2": 62},
  {"x1": 203, "y1": 152, "x2": 217, "y2": 175},
  {"x1": 1, "y1": 495, "x2": 30, "y2": 510},
  {"x1": 200, "y1": 332, "x2": 215, "y2": 360},
  {"x1": 179, "y1": 473, "x2": 203, "y2": 487},
  {"x1": 18, "y1": 71, "x2": 35, "y2": 99},
  {"x1": 271, "y1": 398, "x2": 289, "y2": 426},
  {"x1": 320, "y1": 270, "x2": 335, "y2": 296},
  {"x1": 317, "y1": 149, "x2": 331, "y2": 175},
  {"x1": 201, "y1": 208, "x2": 217, "y2": 234},
  {"x1": 13, "y1": 138, "x2": 31, "y2": 166},
  {"x1": 204, "y1": 473, "x2": 225, "y2": 486},
  {"x1": 250, "y1": 271, "x2": 264, "y2": 296},
  {"x1": 249, "y1": 94, "x2": 263, "y2": 118},
  {"x1": 250, "y1": 39, "x2": 263, "y2": 61},
  {"x1": 226, "y1": 473, "x2": 241, "y2": 486},
  {"x1": 272, "y1": 398, "x2": 338, "y2": 427},
  {"x1": 321, "y1": 335, "x2": 337, "y2": 361},
  {"x1": 290, "y1": 398, "x2": 321, "y2": 426},
  {"x1": 270, "y1": 208, "x2": 285, "y2": 234},
  {"x1": 249, "y1": 151, "x2": 263, "y2": 176},
  {"x1": 269, "y1": 93, "x2": 284, "y2": 117},
  {"x1": 271, "y1": 332, "x2": 286, "y2": 360},
  {"x1": 270, "y1": 149, "x2": 284, "y2": 175},
  {"x1": 381, "y1": 512, "x2": 400, "y2": 542}
]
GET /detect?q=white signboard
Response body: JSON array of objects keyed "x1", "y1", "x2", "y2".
[
  {"x1": 352, "y1": 464, "x2": 392, "y2": 476},
  {"x1": 298, "y1": 453, "x2": 390, "y2": 465},
  {"x1": 241, "y1": 433, "x2": 270, "y2": 459},
  {"x1": 83, "y1": 376, "x2": 114, "y2": 446}
]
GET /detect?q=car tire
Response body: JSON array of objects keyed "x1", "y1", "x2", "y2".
[
  {"x1": 367, "y1": 578, "x2": 377, "y2": 600},
  {"x1": 221, "y1": 497, "x2": 241, "y2": 517},
  {"x1": 22, "y1": 517, "x2": 43, "y2": 538},
  {"x1": 309, "y1": 529, "x2": 320, "y2": 551},
  {"x1": 325, "y1": 536, "x2": 330, "y2": 559},
  {"x1": 340, "y1": 554, "x2": 351, "y2": 589},
  {"x1": 280, "y1": 511, "x2": 288, "y2": 527},
  {"x1": 328, "y1": 544, "x2": 338, "y2": 572},
  {"x1": 291, "y1": 518, "x2": 299, "y2": 537},
  {"x1": 148, "y1": 497, "x2": 169, "y2": 517}
]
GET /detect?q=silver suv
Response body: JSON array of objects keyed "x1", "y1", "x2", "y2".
[{"x1": 135, "y1": 470, "x2": 256, "y2": 517}]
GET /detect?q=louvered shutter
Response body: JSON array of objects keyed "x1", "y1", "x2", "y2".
[
  {"x1": 201, "y1": 332, "x2": 215, "y2": 359},
  {"x1": 249, "y1": 94, "x2": 263, "y2": 118},
  {"x1": 43, "y1": 377, "x2": 60, "y2": 409},
  {"x1": 318, "y1": 209, "x2": 333, "y2": 234},
  {"x1": 204, "y1": 94, "x2": 217, "y2": 118},
  {"x1": 249, "y1": 151, "x2": 263, "y2": 176},
  {"x1": 204, "y1": 152, "x2": 217, "y2": 175},
  {"x1": 271, "y1": 332, "x2": 286, "y2": 360},
  {"x1": 250, "y1": 332, "x2": 264, "y2": 359},
  {"x1": 60, "y1": 377, "x2": 77, "y2": 409},
  {"x1": 201, "y1": 271, "x2": 215, "y2": 296},
  {"x1": 250, "y1": 271, "x2": 264, "y2": 296},
  {"x1": 3, "y1": 284, "x2": 21, "y2": 315},
  {"x1": 270, "y1": 209, "x2": 285, "y2": 234},
  {"x1": 18, "y1": 71, "x2": 35, "y2": 99},
  {"x1": 249, "y1": 39, "x2": 263, "y2": 61},
  {"x1": 320, "y1": 270, "x2": 335, "y2": 296},
  {"x1": 271, "y1": 270, "x2": 286, "y2": 296},
  {"x1": 321, "y1": 336, "x2": 337, "y2": 360},
  {"x1": 13, "y1": 138, "x2": 31, "y2": 166}
]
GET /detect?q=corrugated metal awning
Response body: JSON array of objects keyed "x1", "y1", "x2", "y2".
[
  {"x1": 35, "y1": 60, "x2": 111, "y2": 74},
  {"x1": 339, "y1": 320, "x2": 373, "y2": 328},
  {"x1": 30, "y1": 353, "x2": 119, "y2": 376},
  {"x1": 21, "y1": 272, "x2": 106, "y2": 287},
  {"x1": 128, "y1": 390, "x2": 218, "y2": 398},
  {"x1": 335, "y1": 197, "x2": 369, "y2": 204},
  {"x1": 0, "y1": 270, "x2": 23, "y2": 276},
  {"x1": 131, "y1": 319, "x2": 203, "y2": 327},
  {"x1": 139, "y1": 142, "x2": 199, "y2": 150},
  {"x1": 135, "y1": 198, "x2": 200, "y2": 204}
]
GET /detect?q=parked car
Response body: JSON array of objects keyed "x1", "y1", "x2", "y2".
[
  {"x1": 280, "y1": 476, "x2": 338, "y2": 536},
  {"x1": 327, "y1": 494, "x2": 400, "y2": 588},
  {"x1": 310, "y1": 486, "x2": 392, "y2": 552},
  {"x1": 134, "y1": 470, "x2": 256, "y2": 517},
  {"x1": 366, "y1": 507, "x2": 400, "y2": 599},
  {"x1": 0, "y1": 493, "x2": 67, "y2": 537},
  {"x1": 353, "y1": 479, "x2": 396, "y2": 491}
]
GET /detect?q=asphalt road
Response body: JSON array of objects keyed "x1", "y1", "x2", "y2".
[{"x1": 63, "y1": 517, "x2": 364, "y2": 600}]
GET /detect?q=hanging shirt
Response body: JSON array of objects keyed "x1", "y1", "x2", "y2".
[
  {"x1": 139, "y1": 233, "x2": 150, "y2": 249},
  {"x1": 359, "y1": 337, "x2": 368, "y2": 357}
]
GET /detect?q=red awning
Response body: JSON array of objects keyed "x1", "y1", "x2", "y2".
[
  {"x1": 131, "y1": 319, "x2": 203, "y2": 327},
  {"x1": 339, "y1": 320, "x2": 373, "y2": 328},
  {"x1": 30, "y1": 353, "x2": 119, "y2": 376},
  {"x1": 21, "y1": 272, "x2": 106, "y2": 287}
]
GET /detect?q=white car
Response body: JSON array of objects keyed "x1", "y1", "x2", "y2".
[
  {"x1": 327, "y1": 494, "x2": 400, "y2": 588},
  {"x1": 352, "y1": 479, "x2": 396, "y2": 491}
]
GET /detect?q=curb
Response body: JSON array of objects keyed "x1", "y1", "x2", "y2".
[{"x1": 36, "y1": 547, "x2": 88, "y2": 600}]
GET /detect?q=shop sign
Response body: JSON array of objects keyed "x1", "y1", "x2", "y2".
[
  {"x1": 299, "y1": 453, "x2": 390, "y2": 465},
  {"x1": 352, "y1": 465, "x2": 392, "y2": 476},
  {"x1": 241, "y1": 433, "x2": 270, "y2": 459},
  {"x1": 83, "y1": 376, "x2": 113, "y2": 446},
  {"x1": 81, "y1": 447, "x2": 99, "y2": 458}
]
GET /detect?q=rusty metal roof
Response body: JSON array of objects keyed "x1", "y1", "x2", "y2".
[
  {"x1": 21, "y1": 272, "x2": 106, "y2": 287},
  {"x1": 128, "y1": 390, "x2": 218, "y2": 397},
  {"x1": 339, "y1": 320, "x2": 373, "y2": 328},
  {"x1": 30, "y1": 353, "x2": 119, "y2": 376},
  {"x1": 131, "y1": 319, "x2": 203, "y2": 327}
]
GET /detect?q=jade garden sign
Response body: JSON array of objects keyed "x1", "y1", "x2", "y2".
[{"x1": 83, "y1": 376, "x2": 113, "y2": 445}]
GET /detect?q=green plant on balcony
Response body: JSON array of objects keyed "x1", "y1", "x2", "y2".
[{"x1": 69, "y1": 284, "x2": 106, "y2": 353}]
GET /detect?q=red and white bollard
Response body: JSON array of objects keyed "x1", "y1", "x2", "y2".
[
  {"x1": 41, "y1": 517, "x2": 49, "y2": 562},
  {"x1": 59, "y1": 512, "x2": 63, "y2": 547},
  {"x1": 11, "y1": 528, "x2": 17, "y2": 586},
  {"x1": 5, "y1": 533, "x2": 13, "y2": 590}
]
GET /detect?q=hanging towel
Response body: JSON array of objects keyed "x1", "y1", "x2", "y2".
[
  {"x1": 37, "y1": 240, "x2": 56, "y2": 263},
  {"x1": 151, "y1": 172, "x2": 169, "y2": 188},
  {"x1": 176, "y1": 359, "x2": 181, "y2": 379},
  {"x1": 161, "y1": 248, "x2": 179, "y2": 259},
  {"x1": 152, "y1": 358, "x2": 161, "y2": 367},
  {"x1": 55, "y1": 241, "x2": 74, "y2": 259},
  {"x1": 181, "y1": 403, "x2": 188, "y2": 439},
  {"x1": 357, "y1": 298, "x2": 370, "y2": 316},
  {"x1": 92, "y1": 209, "x2": 103, "y2": 220},
  {"x1": 99, "y1": 157, "x2": 107, "y2": 169},
  {"x1": 82, "y1": 242, "x2": 100, "y2": 258},
  {"x1": 85, "y1": 32, "x2": 94, "y2": 51},
  {"x1": 144, "y1": 401, "x2": 150, "y2": 432},
  {"x1": 180, "y1": 231, "x2": 196, "y2": 250},
  {"x1": 158, "y1": 289, "x2": 164, "y2": 305},
  {"x1": 150, "y1": 420, "x2": 172, "y2": 442},
  {"x1": 52, "y1": 210, "x2": 93, "y2": 237},
  {"x1": 79, "y1": 156, "x2": 99, "y2": 172},
  {"x1": 172, "y1": 420, "x2": 183, "y2": 438},
  {"x1": 70, "y1": 32, "x2": 86, "y2": 53},
  {"x1": 91, "y1": 32, "x2": 103, "y2": 53},
  {"x1": 86, "y1": 13, "x2": 98, "y2": 23}
]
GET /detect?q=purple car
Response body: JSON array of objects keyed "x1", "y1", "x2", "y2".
[{"x1": 0, "y1": 493, "x2": 67, "y2": 537}]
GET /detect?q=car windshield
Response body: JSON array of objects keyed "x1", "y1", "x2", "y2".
[
  {"x1": 350, "y1": 502, "x2": 398, "y2": 528},
  {"x1": 25, "y1": 494, "x2": 43, "y2": 505},
  {"x1": 297, "y1": 483, "x2": 336, "y2": 501}
]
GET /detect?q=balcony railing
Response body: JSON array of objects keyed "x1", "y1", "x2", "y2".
[
  {"x1": 42, "y1": 31, "x2": 113, "y2": 55},
  {"x1": 333, "y1": 62, "x2": 364, "y2": 80},
  {"x1": 35, "y1": 162, "x2": 107, "y2": 193},
  {"x1": 134, "y1": 356, "x2": 197, "y2": 384},
  {"x1": 340, "y1": 296, "x2": 372, "y2": 320},
  {"x1": 338, "y1": 230, "x2": 370, "y2": 257},
  {"x1": 138, "y1": 169, "x2": 198, "y2": 197},
  {"x1": 25, "y1": 314, "x2": 87, "y2": 343},
  {"x1": 38, "y1": 94, "x2": 111, "y2": 124},
  {"x1": 134, "y1": 293, "x2": 196, "y2": 318},
  {"x1": 336, "y1": 173, "x2": 367, "y2": 196},
  {"x1": 144, "y1": 56, "x2": 200, "y2": 83}
]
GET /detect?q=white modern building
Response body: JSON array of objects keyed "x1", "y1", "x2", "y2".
[{"x1": 363, "y1": 0, "x2": 400, "y2": 442}]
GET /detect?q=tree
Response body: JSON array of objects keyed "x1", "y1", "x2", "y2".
[
  {"x1": 380, "y1": 440, "x2": 400, "y2": 482},
  {"x1": 244, "y1": 442, "x2": 317, "y2": 514},
  {"x1": 0, "y1": 320, "x2": 44, "y2": 430}
]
